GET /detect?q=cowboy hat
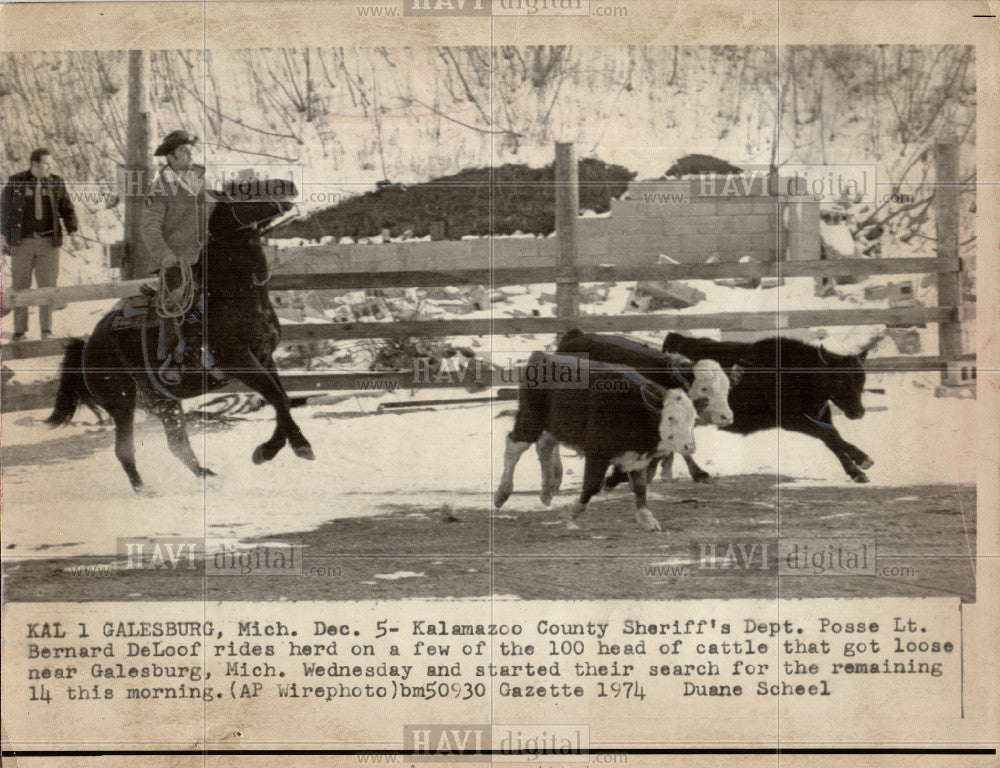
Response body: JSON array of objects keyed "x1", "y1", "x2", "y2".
[{"x1": 153, "y1": 130, "x2": 199, "y2": 156}]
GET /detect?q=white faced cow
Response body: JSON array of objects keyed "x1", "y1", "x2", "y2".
[
  {"x1": 495, "y1": 352, "x2": 697, "y2": 532},
  {"x1": 544, "y1": 330, "x2": 741, "y2": 493}
]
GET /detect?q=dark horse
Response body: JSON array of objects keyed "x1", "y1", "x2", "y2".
[{"x1": 45, "y1": 191, "x2": 314, "y2": 492}]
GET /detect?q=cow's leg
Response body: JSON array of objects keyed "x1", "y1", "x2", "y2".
[
  {"x1": 537, "y1": 432, "x2": 562, "y2": 506},
  {"x1": 629, "y1": 465, "x2": 660, "y2": 532},
  {"x1": 551, "y1": 446, "x2": 564, "y2": 495},
  {"x1": 149, "y1": 397, "x2": 216, "y2": 478},
  {"x1": 682, "y1": 453, "x2": 712, "y2": 483},
  {"x1": 604, "y1": 467, "x2": 630, "y2": 490},
  {"x1": 495, "y1": 434, "x2": 532, "y2": 508},
  {"x1": 643, "y1": 457, "x2": 662, "y2": 485},
  {"x1": 791, "y1": 416, "x2": 869, "y2": 483},
  {"x1": 645, "y1": 458, "x2": 660, "y2": 485},
  {"x1": 660, "y1": 452, "x2": 675, "y2": 481},
  {"x1": 565, "y1": 456, "x2": 610, "y2": 530},
  {"x1": 841, "y1": 441, "x2": 874, "y2": 470}
]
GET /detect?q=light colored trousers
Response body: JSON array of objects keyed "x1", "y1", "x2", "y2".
[{"x1": 11, "y1": 236, "x2": 60, "y2": 335}]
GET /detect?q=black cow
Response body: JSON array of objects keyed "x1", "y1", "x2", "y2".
[
  {"x1": 494, "y1": 352, "x2": 697, "y2": 531},
  {"x1": 660, "y1": 331, "x2": 877, "y2": 483}
]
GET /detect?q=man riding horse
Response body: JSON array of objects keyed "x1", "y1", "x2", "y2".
[
  {"x1": 141, "y1": 130, "x2": 209, "y2": 384},
  {"x1": 46, "y1": 163, "x2": 313, "y2": 491}
]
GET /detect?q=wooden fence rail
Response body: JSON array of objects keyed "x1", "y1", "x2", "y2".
[
  {"x1": 1, "y1": 254, "x2": 958, "y2": 310},
  {"x1": 1, "y1": 256, "x2": 956, "y2": 364},
  {"x1": 1, "y1": 141, "x2": 970, "y2": 413},
  {"x1": 278, "y1": 306, "x2": 953, "y2": 343}
]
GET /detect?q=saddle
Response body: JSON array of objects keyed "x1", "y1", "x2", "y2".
[
  {"x1": 110, "y1": 285, "x2": 160, "y2": 331},
  {"x1": 111, "y1": 284, "x2": 227, "y2": 391}
]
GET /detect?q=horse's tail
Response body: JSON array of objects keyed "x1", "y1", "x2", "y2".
[{"x1": 45, "y1": 339, "x2": 94, "y2": 426}]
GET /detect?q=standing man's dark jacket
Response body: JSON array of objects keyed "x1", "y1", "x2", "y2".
[{"x1": 0, "y1": 170, "x2": 79, "y2": 248}]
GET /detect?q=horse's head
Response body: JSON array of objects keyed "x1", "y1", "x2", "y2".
[
  {"x1": 206, "y1": 180, "x2": 297, "y2": 284},
  {"x1": 208, "y1": 180, "x2": 297, "y2": 237}
]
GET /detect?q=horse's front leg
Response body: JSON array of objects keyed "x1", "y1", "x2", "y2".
[
  {"x1": 252, "y1": 423, "x2": 288, "y2": 465},
  {"x1": 223, "y1": 346, "x2": 314, "y2": 463}
]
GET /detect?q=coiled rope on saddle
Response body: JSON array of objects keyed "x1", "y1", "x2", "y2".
[{"x1": 154, "y1": 259, "x2": 196, "y2": 320}]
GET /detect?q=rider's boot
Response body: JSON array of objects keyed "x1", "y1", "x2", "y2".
[{"x1": 158, "y1": 321, "x2": 186, "y2": 385}]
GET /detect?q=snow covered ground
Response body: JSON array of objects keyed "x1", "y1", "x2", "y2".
[{"x1": 1, "y1": 364, "x2": 975, "y2": 558}]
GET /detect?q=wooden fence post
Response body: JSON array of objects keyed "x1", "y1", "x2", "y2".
[
  {"x1": 122, "y1": 50, "x2": 152, "y2": 279},
  {"x1": 785, "y1": 201, "x2": 821, "y2": 262},
  {"x1": 934, "y1": 138, "x2": 963, "y2": 381},
  {"x1": 554, "y1": 142, "x2": 579, "y2": 322}
]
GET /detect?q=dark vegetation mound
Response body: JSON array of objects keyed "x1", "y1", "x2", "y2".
[
  {"x1": 663, "y1": 154, "x2": 744, "y2": 177},
  {"x1": 273, "y1": 158, "x2": 635, "y2": 241}
]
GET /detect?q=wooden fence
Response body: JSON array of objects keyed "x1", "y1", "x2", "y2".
[{"x1": 1, "y1": 141, "x2": 971, "y2": 413}]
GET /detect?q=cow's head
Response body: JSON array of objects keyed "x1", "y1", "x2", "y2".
[
  {"x1": 688, "y1": 359, "x2": 736, "y2": 428},
  {"x1": 655, "y1": 387, "x2": 697, "y2": 456},
  {"x1": 819, "y1": 346, "x2": 868, "y2": 420}
]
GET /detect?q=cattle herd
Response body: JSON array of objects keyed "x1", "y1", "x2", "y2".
[{"x1": 494, "y1": 330, "x2": 878, "y2": 532}]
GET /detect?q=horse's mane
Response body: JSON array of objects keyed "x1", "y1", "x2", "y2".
[{"x1": 208, "y1": 181, "x2": 297, "y2": 236}]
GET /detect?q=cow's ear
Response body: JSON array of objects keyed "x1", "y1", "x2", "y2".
[
  {"x1": 728, "y1": 364, "x2": 743, "y2": 386},
  {"x1": 640, "y1": 383, "x2": 664, "y2": 411}
]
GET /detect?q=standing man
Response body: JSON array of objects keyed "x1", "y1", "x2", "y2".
[
  {"x1": 140, "y1": 130, "x2": 208, "y2": 383},
  {"x1": 1, "y1": 148, "x2": 81, "y2": 340}
]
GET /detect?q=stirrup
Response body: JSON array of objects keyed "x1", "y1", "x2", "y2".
[
  {"x1": 201, "y1": 349, "x2": 226, "y2": 381},
  {"x1": 158, "y1": 356, "x2": 182, "y2": 385}
]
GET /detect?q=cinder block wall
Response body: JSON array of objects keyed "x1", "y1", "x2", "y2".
[{"x1": 587, "y1": 176, "x2": 821, "y2": 268}]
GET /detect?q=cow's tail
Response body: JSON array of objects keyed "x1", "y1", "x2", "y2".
[{"x1": 45, "y1": 339, "x2": 94, "y2": 426}]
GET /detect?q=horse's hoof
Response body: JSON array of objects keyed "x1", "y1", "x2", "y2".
[
  {"x1": 494, "y1": 489, "x2": 510, "y2": 509},
  {"x1": 293, "y1": 444, "x2": 315, "y2": 461},
  {"x1": 134, "y1": 485, "x2": 158, "y2": 498},
  {"x1": 539, "y1": 490, "x2": 554, "y2": 507},
  {"x1": 692, "y1": 473, "x2": 713, "y2": 484},
  {"x1": 857, "y1": 457, "x2": 874, "y2": 470},
  {"x1": 852, "y1": 472, "x2": 870, "y2": 484},
  {"x1": 252, "y1": 446, "x2": 268, "y2": 464},
  {"x1": 196, "y1": 467, "x2": 217, "y2": 477}
]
